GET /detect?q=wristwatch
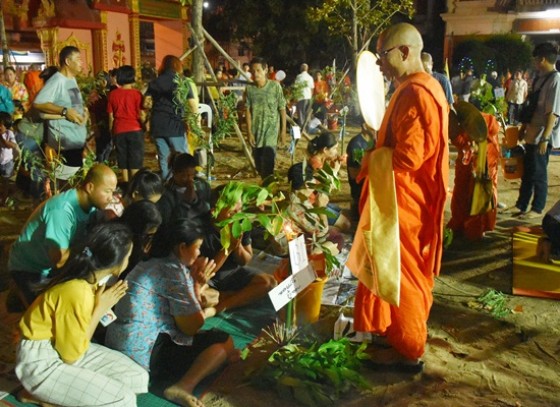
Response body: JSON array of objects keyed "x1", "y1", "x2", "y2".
[{"x1": 61, "y1": 107, "x2": 68, "y2": 118}]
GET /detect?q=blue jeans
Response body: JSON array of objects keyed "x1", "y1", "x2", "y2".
[
  {"x1": 515, "y1": 143, "x2": 551, "y2": 213},
  {"x1": 155, "y1": 136, "x2": 188, "y2": 180}
]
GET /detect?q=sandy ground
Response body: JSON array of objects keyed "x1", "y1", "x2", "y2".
[
  {"x1": 198, "y1": 128, "x2": 560, "y2": 407},
  {"x1": 1, "y1": 124, "x2": 560, "y2": 406}
]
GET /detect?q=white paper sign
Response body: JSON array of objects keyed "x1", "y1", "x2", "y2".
[
  {"x1": 494, "y1": 87, "x2": 505, "y2": 99},
  {"x1": 268, "y1": 264, "x2": 317, "y2": 311},
  {"x1": 288, "y1": 235, "x2": 308, "y2": 273},
  {"x1": 291, "y1": 125, "x2": 301, "y2": 140}
]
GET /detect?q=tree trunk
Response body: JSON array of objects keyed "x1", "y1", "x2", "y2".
[
  {"x1": 351, "y1": 0, "x2": 359, "y2": 70},
  {"x1": 191, "y1": 0, "x2": 204, "y2": 84},
  {"x1": 0, "y1": 1, "x2": 9, "y2": 70}
]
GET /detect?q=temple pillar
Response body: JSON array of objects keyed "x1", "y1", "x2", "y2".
[
  {"x1": 92, "y1": 10, "x2": 108, "y2": 73},
  {"x1": 129, "y1": 0, "x2": 141, "y2": 76},
  {"x1": 37, "y1": 28, "x2": 58, "y2": 66}
]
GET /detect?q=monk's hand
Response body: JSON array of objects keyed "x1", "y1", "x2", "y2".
[{"x1": 96, "y1": 280, "x2": 128, "y2": 311}]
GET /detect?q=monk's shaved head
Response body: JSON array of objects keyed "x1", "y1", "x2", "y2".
[
  {"x1": 379, "y1": 23, "x2": 423, "y2": 51},
  {"x1": 376, "y1": 23, "x2": 425, "y2": 84}
]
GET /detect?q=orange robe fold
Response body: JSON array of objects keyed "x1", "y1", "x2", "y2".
[
  {"x1": 447, "y1": 114, "x2": 500, "y2": 240},
  {"x1": 348, "y1": 72, "x2": 449, "y2": 360}
]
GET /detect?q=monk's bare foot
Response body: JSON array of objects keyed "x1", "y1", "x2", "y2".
[
  {"x1": 163, "y1": 385, "x2": 205, "y2": 407},
  {"x1": 17, "y1": 388, "x2": 57, "y2": 407}
]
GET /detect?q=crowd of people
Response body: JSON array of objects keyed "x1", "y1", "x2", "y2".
[{"x1": 2, "y1": 22, "x2": 559, "y2": 407}]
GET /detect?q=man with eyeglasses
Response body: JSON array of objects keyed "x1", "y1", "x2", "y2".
[{"x1": 347, "y1": 23, "x2": 449, "y2": 372}]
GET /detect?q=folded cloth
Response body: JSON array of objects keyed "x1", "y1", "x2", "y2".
[{"x1": 347, "y1": 147, "x2": 400, "y2": 305}]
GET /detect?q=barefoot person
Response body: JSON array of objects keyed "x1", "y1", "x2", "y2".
[
  {"x1": 347, "y1": 23, "x2": 449, "y2": 370},
  {"x1": 15, "y1": 223, "x2": 149, "y2": 406},
  {"x1": 106, "y1": 219, "x2": 237, "y2": 407}
]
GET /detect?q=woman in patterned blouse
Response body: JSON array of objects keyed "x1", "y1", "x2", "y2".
[
  {"x1": 5, "y1": 66, "x2": 29, "y2": 111},
  {"x1": 106, "y1": 218, "x2": 238, "y2": 407}
]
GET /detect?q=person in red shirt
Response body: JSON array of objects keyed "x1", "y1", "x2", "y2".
[{"x1": 107, "y1": 65, "x2": 146, "y2": 184}]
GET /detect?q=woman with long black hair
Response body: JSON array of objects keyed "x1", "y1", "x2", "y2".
[{"x1": 15, "y1": 223, "x2": 149, "y2": 407}]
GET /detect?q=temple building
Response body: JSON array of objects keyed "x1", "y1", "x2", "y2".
[
  {"x1": 2, "y1": 0, "x2": 189, "y2": 73},
  {"x1": 442, "y1": 0, "x2": 560, "y2": 61}
]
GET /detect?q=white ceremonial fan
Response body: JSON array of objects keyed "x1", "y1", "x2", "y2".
[
  {"x1": 356, "y1": 51, "x2": 385, "y2": 130},
  {"x1": 275, "y1": 70, "x2": 286, "y2": 81}
]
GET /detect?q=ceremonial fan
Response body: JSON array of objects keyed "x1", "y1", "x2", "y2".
[{"x1": 356, "y1": 51, "x2": 385, "y2": 131}]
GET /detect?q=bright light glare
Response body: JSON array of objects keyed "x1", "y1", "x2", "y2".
[
  {"x1": 534, "y1": 8, "x2": 560, "y2": 18},
  {"x1": 203, "y1": 1, "x2": 209, "y2": 8}
]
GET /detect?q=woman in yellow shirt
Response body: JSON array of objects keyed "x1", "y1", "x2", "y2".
[{"x1": 15, "y1": 223, "x2": 149, "y2": 407}]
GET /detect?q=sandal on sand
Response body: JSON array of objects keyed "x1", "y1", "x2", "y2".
[{"x1": 164, "y1": 386, "x2": 205, "y2": 407}]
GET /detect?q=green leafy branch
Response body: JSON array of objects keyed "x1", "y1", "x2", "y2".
[
  {"x1": 214, "y1": 162, "x2": 343, "y2": 275},
  {"x1": 252, "y1": 337, "x2": 370, "y2": 407},
  {"x1": 213, "y1": 91, "x2": 239, "y2": 147},
  {"x1": 472, "y1": 289, "x2": 511, "y2": 319}
]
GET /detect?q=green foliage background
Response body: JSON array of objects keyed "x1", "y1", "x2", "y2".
[{"x1": 453, "y1": 34, "x2": 533, "y2": 75}]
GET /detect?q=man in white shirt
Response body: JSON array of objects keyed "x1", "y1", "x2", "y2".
[
  {"x1": 294, "y1": 63, "x2": 314, "y2": 128},
  {"x1": 505, "y1": 70, "x2": 528, "y2": 125},
  {"x1": 512, "y1": 42, "x2": 560, "y2": 219}
]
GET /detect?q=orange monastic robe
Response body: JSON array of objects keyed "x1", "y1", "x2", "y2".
[
  {"x1": 24, "y1": 70, "x2": 43, "y2": 105},
  {"x1": 447, "y1": 114, "x2": 500, "y2": 240},
  {"x1": 348, "y1": 72, "x2": 449, "y2": 360}
]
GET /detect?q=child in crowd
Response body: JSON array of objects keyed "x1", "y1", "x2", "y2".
[
  {"x1": 107, "y1": 65, "x2": 145, "y2": 183},
  {"x1": 15, "y1": 223, "x2": 149, "y2": 407},
  {"x1": 106, "y1": 219, "x2": 237, "y2": 407},
  {"x1": 118, "y1": 199, "x2": 162, "y2": 278},
  {"x1": 125, "y1": 168, "x2": 164, "y2": 204},
  {"x1": 105, "y1": 168, "x2": 163, "y2": 218},
  {"x1": 0, "y1": 111, "x2": 19, "y2": 204}
]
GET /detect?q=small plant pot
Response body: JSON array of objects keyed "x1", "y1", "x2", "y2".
[
  {"x1": 504, "y1": 125, "x2": 520, "y2": 149},
  {"x1": 327, "y1": 116, "x2": 338, "y2": 130},
  {"x1": 501, "y1": 156, "x2": 523, "y2": 179},
  {"x1": 274, "y1": 255, "x2": 327, "y2": 325}
]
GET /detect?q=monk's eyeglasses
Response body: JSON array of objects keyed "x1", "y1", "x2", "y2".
[{"x1": 374, "y1": 45, "x2": 402, "y2": 60}]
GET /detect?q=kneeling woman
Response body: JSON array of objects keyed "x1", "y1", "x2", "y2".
[
  {"x1": 15, "y1": 223, "x2": 149, "y2": 407},
  {"x1": 106, "y1": 219, "x2": 236, "y2": 407}
]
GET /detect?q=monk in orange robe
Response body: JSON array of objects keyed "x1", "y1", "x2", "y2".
[
  {"x1": 23, "y1": 65, "x2": 43, "y2": 105},
  {"x1": 448, "y1": 112, "x2": 500, "y2": 240},
  {"x1": 347, "y1": 23, "x2": 449, "y2": 365}
]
